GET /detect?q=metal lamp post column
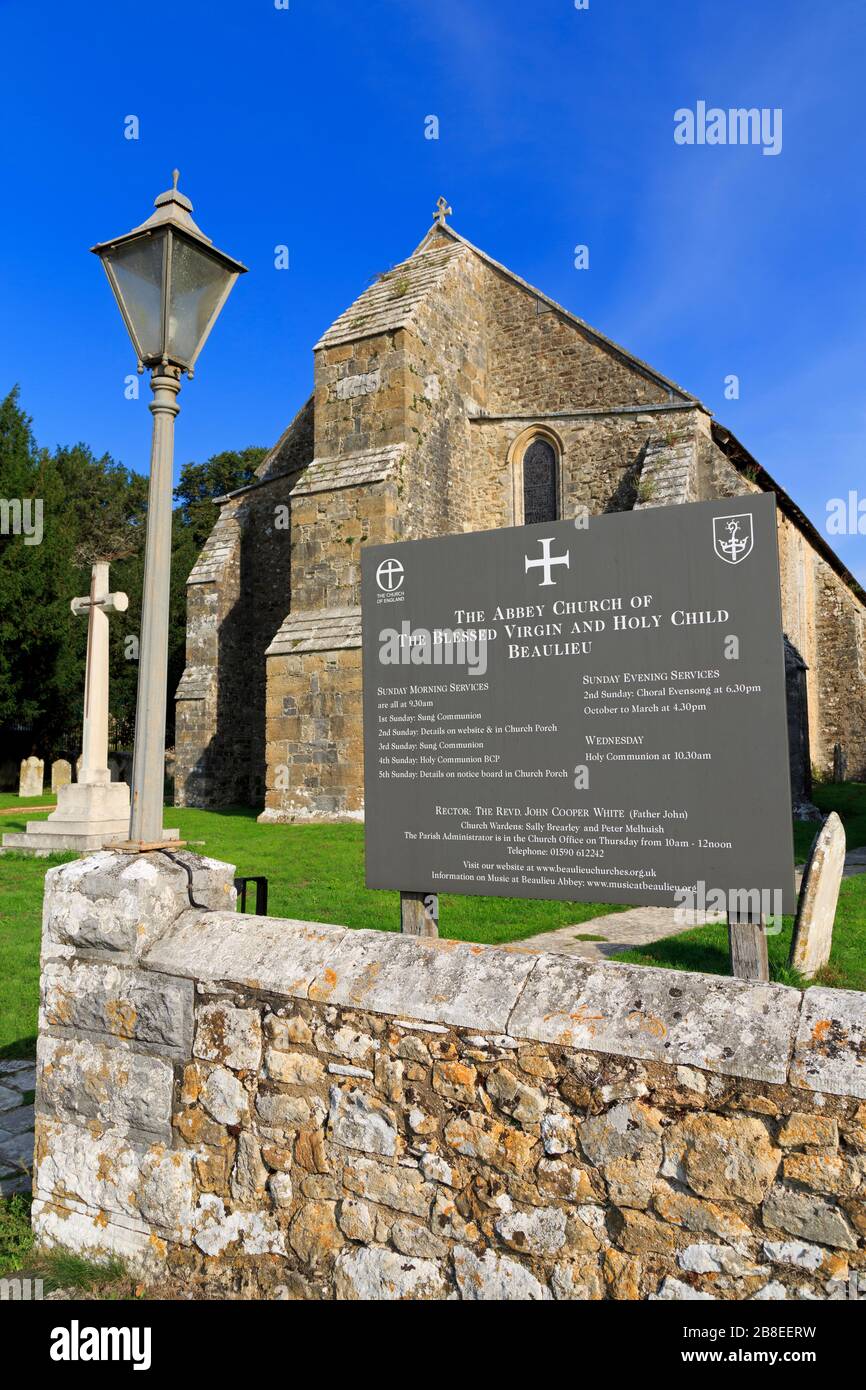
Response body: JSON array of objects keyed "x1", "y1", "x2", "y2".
[{"x1": 128, "y1": 367, "x2": 181, "y2": 845}]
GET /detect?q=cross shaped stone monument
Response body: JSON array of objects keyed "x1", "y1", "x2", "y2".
[
  {"x1": 71, "y1": 561, "x2": 129, "y2": 788},
  {"x1": 2, "y1": 562, "x2": 133, "y2": 854},
  {"x1": 434, "y1": 196, "x2": 452, "y2": 227}
]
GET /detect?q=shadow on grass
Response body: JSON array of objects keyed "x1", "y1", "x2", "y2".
[
  {"x1": 617, "y1": 935, "x2": 731, "y2": 976},
  {"x1": 0, "y1": 1035, "x2": 37, "y2": 1061}
]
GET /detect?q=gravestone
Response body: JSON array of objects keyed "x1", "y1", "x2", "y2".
[
  {"x1": 789, "y1": 812, "x2": 846, "y2": 978},
  {"x1": 75, "y1": 755, "x2": 84, "y2": 782},
  {"x1": 19, "y1": 756, "x2": 44, "y2": 797},
  {"x1": 51, "y1": 759, "x2": 72, "y2": 793}
]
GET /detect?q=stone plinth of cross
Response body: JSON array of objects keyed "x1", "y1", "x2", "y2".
[{"x1": 70, "y1": 561, "x2": 129, "y2": 787}]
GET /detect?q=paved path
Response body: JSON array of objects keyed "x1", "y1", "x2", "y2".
[
  {"x1": 0, "y1": 1060, "x2": 36, "y2": 1196},
  {"x1": 518, "y1": 905, "x2": 727, "y2": 960}
]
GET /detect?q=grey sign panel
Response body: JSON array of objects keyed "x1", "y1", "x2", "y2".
[{"x1": 362, "y1": 495, "x2": 796, "y2": 913}]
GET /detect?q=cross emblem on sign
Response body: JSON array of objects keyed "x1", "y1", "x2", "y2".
[{"x1": 525, "y1": 537, "x2": 570, "y2": 587}]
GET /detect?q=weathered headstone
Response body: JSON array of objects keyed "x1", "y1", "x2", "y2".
[
  {"x1": 75, "y1": 754, "x2": 84, "y2": 782},
  {"x1": 789, "y1": 812, "x2": 846, "y2": 978},
  {"x1": 51, "y1": 759, "x2": 72, "y2": 793},
  {"x1": 19, "y1": 756, "x2": 44, "y2": 797}
]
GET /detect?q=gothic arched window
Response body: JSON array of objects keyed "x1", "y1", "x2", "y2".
[{"x1": 522, "y1": 437, "x2": 559, "y2": 525}]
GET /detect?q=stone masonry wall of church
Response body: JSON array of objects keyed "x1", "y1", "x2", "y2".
[
  {"x1": 479, "y1": 258, "x2": 672, "y2": 414},
  {"x1": 466, "y1": 410, "x2": 705, "y2": 526},
  {"x1": 399, "y1": 250, "x2": 491, "y2": 538},
  {"x1": 314, "y1": 336, "x2": 405, "y2": 461},
  {"x1": 175, "y1": 520, "x2": 240, "y2": 807},
  {"x1": 175, "y1": 402, "x2": 313, "y2": 808},
  {"x1": 261, "y1": 474, "x2": 398, "y2": 820},
  {"x1": 701, "y1": 435, "x2": 866, "y2": 782}
]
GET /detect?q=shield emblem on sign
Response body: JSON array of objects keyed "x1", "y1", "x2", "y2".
[{"x1": 713, "y1": 513, "x2": 754, "y2": 565}]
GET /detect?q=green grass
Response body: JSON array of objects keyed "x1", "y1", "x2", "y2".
[
  {"x1": 172, "y1": 806, "x2": 625, "y2": 943},
  {"x1": 0, "y1": 1193, "x2": 34, "y2": 1276},
  {"x1": 616, "y1": 874, "x2": 866, "y2": 993},
  {"x1": 0, "y1": 846, "x2": 76, "y2": 1056},
  {"x1": 0, "y1": 1192, "x2": 131, "y2": 1290},
  {"x1": 802, "y1": 781, "x2": 866, "y2": 860},
  {"x1": 0, "y1": 791, "x2": 58, "y2": 811},
  {"x1": 619, "y1": 782, "x2": 866, "y2": 991}
]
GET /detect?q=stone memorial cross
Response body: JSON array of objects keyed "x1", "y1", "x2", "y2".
[{"x1": 70, "y1": 561, "x2": 129, "y2": 787}]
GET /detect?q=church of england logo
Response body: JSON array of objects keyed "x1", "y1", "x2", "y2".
[
  {"x1": 713, "y1": 513, "x2": 754, "y2": 565},
  {"x1": 376, "y1": 558, "x2": 404, "y2": 592}
]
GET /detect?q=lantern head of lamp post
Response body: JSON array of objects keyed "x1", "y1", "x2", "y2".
[{"x1": 90, "y1": 170, "x2": 247, "y2": 377}]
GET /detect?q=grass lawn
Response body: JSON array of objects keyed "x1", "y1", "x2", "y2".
[
  {"x1": 1, "y1": 783, "x2": 863, "y2": 1059},
  {"x1": 620, "y1": 783, "x2": 866, "y2": 992}
]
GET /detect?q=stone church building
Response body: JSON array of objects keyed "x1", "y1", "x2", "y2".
[{"x1": 175, "y1": 207, "x2": 866, "y2": 820}]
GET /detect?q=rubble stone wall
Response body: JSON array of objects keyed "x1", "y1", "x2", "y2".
[
  {"x1": 32, "y1": 851, "x2": 866, "y2": 1300},
  {"x1": 701, "y1": 435, "x2": 866, "y2": 781},
  {"x1": 174, "y1": 398, "x2": 314, "y2": 808}
]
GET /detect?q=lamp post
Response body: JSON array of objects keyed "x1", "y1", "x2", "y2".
[{"x1": 92, "y1": 172, "x2": 246, "y2": 847}]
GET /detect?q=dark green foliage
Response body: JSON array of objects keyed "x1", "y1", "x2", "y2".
[
  {"x1": 174, "y1": 445, "x2": 266, "y2": 547},
  {"x1": 0, "y1": 385, "x2": 264, "y2": 761}
]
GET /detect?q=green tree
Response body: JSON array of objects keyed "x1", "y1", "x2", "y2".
[
  {"x1": 0, "y1": 391, "x2": 266, "y2": 773},
  {"x1": 174, "y1": 446, "x2": 266, "y2": 548},
  {"x1": 0, "y1": 388, "x2": 149, "y2": 761}
]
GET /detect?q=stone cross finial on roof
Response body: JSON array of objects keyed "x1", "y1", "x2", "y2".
[{"x1": 434, "y1": 196, "x2": 453, "y2": 227}]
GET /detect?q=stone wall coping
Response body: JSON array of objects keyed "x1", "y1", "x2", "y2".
[
  {"x1": 266, "y1": 606, "x2": 362, "y2": 657},
  {"x1": 141, "y1": 908, "x2": 866, "y2": 1100},
  {"x1": 290, "y1": 443, "x2": 405, "y2": 498}
]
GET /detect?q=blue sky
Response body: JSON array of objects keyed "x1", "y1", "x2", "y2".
[{"x1": 1, "y1": 0, "x2": 864, "y2": 578}]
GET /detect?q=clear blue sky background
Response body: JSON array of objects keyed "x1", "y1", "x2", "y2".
[{"x1": 1, "y1": 0, "x2": 864, "y2": 578}]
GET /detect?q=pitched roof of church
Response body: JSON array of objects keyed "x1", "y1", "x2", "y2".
[{"x1": 315, "y1": 218, "x2": 698, "y2": 405}]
